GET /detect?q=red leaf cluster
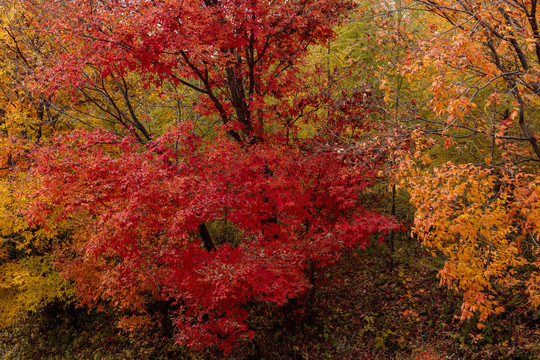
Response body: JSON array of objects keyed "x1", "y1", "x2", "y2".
[{"x1": 27, "y1": 123, "x2": 399, "y2": 351}]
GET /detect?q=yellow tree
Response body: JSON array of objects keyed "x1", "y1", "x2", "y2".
[{"x1": 0, "y1": 0, "x2": 75, "y2": 326}]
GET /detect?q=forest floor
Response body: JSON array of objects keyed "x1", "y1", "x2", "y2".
[{"x1": 1, "y1": 241, "x2": 540, "y2": 359}]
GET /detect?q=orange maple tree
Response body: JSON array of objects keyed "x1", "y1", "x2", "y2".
[{"x1": 383, "y1": 0, "x2": 540, "y2": 324}]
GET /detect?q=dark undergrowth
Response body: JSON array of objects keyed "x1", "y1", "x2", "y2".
[{"x1": 2, "y1": 240, "x2": 540, "y2": 359}]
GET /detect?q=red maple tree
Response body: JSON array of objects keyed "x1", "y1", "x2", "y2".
[{"x1": 22, "y1": 0, "x2": 400, "y2": 352}]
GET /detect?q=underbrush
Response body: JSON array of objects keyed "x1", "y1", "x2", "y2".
[{"x1": 1, "y1": 240, "x2": 539, "y2": 359}]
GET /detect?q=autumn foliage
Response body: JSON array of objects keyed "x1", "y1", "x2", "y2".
[
  {"x1": 0, "y1": 0, "x2": 409, "y2": 353},
  {"x1": 6, "y1": 0, "x2": 540, "y2": 355},
  {"x1": 379, "y1": 0, "x2": 540, "y2": 326},
  {"x1": 26, "y1": 124, "x2": 397, "y2": 350}
]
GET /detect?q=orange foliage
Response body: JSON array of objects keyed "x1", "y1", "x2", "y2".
[
  {"x1": 399, "y1": 136, "x2": 540, "y2": 323},
  {"x1": 378, "y1": 0, "x2": 540, "y2": 324}
]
